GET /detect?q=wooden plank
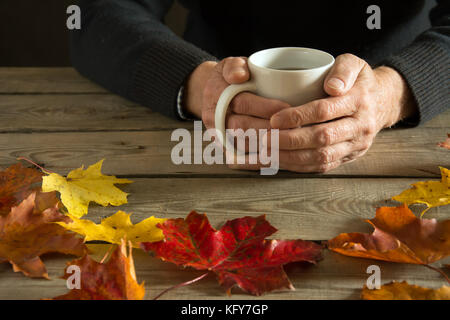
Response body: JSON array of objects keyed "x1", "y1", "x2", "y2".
[
  {"x1": 0, "y1": 128, "x2": 448, "y2": 177},
  {"x1": 0, "y1": 94, "x2": 187, "y2": 132},
  {"x1": 0, "y1": 245, "x2": 448, "y2": 300},
  {"x1": 67, "y1": 177, "x2": 450, "y2": 240},
  {"x1": 0, "y1": 68, "x2": 106, "y2": 93},
  {"x1": 0, "y1": 95, "x2": 448, "y2": 132}
]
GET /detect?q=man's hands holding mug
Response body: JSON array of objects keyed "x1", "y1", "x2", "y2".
[{"x1": 184, "y1": 53, "x2": 417, "y2": 173}]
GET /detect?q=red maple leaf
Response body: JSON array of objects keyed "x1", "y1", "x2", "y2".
[{"x1": 141, "y1": 211, "x2": 322, "y2": 296}]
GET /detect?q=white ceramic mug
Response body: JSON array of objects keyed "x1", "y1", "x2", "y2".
[{"x1": 214, "y1": 47, "x2": 335, "y2": 149}]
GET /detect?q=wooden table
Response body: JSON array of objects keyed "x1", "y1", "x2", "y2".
[{"x1": 0, "y1": 68, "x2": 449, "y2": 300}]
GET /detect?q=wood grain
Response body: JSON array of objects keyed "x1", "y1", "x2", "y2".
[
  {"x1": 70, "y1": 177, "x2": 450, "y2": 240},
  {"x1": 0, "y1": 129, "x2": 448, "y2": 177},
  {"x1": 0, "y1": 94, "x2": 187, "y2": 132},
  {"x1": 0, "y1": 94, "x2": 448, "y2": 132},
  {"x1": 0, "y1": 245, "x2": 448, "y2": 300},
  {"x1": 0, "y1": 68, "x2": 106, "y2": 93}
]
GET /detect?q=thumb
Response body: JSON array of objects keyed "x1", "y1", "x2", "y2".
[
  {"x1": 324, "y1": 54, "x2": 367, "y2": 96},
  {"x1": 218, "y1": 57, "x2": 250, "y2": 84}
]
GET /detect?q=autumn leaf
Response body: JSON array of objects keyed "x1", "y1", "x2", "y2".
[
  {"x1": 438, "y1": 134, "x2": 450, "y2": 150},
  {"x1": 42, "y1": 159, "x2": 132, "y2": 218},
  {"x1": 392, "y1": 167, "x2": 450, "y2": 216},
  {"x1": 141, "y1": 211, "x2": 322, "y2": 296},
  {"x1": 52, "y1": 240, "x2": 145, "y2": 300},
  {"x1": 327, "y1": 205, "x2": 450, "y2": 265},
  {"x1": 57, "y1": 211, "x2": 166, "y2": 248},
  {"x1": 0, "y1": 192, "x2": 86, "y2": 278},
  {"x1": 362, "y1": 281, "x2": 450, "y2": 300},
  {"x1": 0, "y1": 163, "x2": 43, "y2": 215}
]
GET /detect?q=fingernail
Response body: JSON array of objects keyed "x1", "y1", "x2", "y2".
[{"x1": 327, "y1": 78, "x2": 345, "y2": 90}]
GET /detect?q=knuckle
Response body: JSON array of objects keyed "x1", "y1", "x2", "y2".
[
  {"x1": 363, "y1": 118, "x2": 377, "y2": 136},
  {"x1": 316, "y1": 101, "x2": 332, "y2": 121},
  {"x1": 316, "y1": 147, "x2": 334, "y2": 164},
  {"x1": 290, "y1": 109, "x2": 305, "y2": 126},
  {"x1": 317, "y1": 163, "x2": 332, "y2": 173},
  {"x1": 202, "y1": 112, "x2": 214, "y2": 128},
  {"x1": 317, "y1": 127, "x2": 335, "y2": 146}
]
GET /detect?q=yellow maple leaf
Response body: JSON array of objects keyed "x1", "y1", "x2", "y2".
[
  {"x1": 58, "y1": 211, "x2": 166, "y2": 247},
  {"x1": 392, "y1": 167, "x2": 450, "y2": 216},
  {"x1": 42, "y1": 160, "x2": 132, "y2": 218}
]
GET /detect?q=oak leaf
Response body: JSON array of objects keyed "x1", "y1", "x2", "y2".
[
  {"x1": 0, "y1": 192, "x2": 86, "y2": 278},
  {"x1": 392, "y1": 167, "x2": 450, "y2": 216},
  {"x1": 0, "y1": 163, "x2": 43, "y2": 215},
  {"x1": 52, "y1": 240, "x2": 145, "y2": 300},
  {"x1": 141, "y1": 211, "x2": 323, "y2": 296},
  {"x1": 57, "y1": 211, "x2": 166, "y2": 248},
  {"x1": 438, "y1": 134, "x2": 450, "y2": 150},
  {"x1": 42, "y1": 159, "x2": 132, "y2": 218},
  {"x1": 362, "y1": 281, "x2": 450, "y2": 300},
  {"x1": 327, "y1": 205, "x2": 450, "y2": 265}
]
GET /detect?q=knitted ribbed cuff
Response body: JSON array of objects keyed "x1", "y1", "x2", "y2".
[
  {"x1": 131, "y1": 38, "x2": 216, "y2": 120},
  {"x1": 382, "y1": 39, "x2": 450, "y2": 126}
]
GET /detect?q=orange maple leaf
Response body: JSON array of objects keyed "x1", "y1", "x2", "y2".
[
  {"x1": 362, "y1": 281, "x2": 450, "y2": 300},
  {"x1": 0, "y1": 192, "x2": 87, "y2": 278},
  {"x1": 438, "y1": 134, "x2": 450, "y2": 150},
  {"x1": 53, "y1": 240, "x2": 145, "y2": 300},
  {"x1": 0, "y1": 163, "x2": 43, "y2": 215},
  {"x1": 327, "y1": 205, "x2": 450, "y2": 265}
]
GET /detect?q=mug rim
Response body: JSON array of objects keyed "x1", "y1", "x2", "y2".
[{"x1": 248, "y1": 47, "x2": 335, "y2": 73}]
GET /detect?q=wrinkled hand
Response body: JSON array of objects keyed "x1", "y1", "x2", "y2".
[
  {"x1": 264, "y1": 54, "x2": 417, "y2": 173},
  {"x1": 184, "y1": 57, "x2": 290, "y2": 134}
]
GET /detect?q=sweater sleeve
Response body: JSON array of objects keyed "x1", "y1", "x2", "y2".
[
  {"x1": 383, "y1": 0, "x2": 450, "y2": 125},
  {"x1": 70, "y1": 0, "x2": 216, "y2": 120}
]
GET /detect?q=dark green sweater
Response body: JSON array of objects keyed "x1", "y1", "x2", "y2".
[{"x1": 70, "y1": 0, "x2": 449, "y2": 124}]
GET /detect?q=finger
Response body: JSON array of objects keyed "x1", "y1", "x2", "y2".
[
  {"x1": 231, "y1": 92, "x2": 291, "y2": 119},
  {"x1": 324, "y1": 54, "x2": 367, "y2": 96},
  {"x1": 278, "y1": 141, "x2": 355, "y2": 167},
  {"x1": 218, "y1": 57, "x2": 250, "y2": 84},
  {"x1": 277, "y1": 117, "x2": 360, "y2": 150},
  {"x1": 271, "y1": 95, "x2": 356, "y2": 129},
  {"x1": 226, "y1": 114, "x2": 271, "y2": 132},
  {"x1": 284, "y1": 159, "x2": 343, "y2": 173}
]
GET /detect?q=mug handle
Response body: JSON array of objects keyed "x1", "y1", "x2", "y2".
[{"x1": 214, "y1": 81, "x2": 257, "y2": 149}]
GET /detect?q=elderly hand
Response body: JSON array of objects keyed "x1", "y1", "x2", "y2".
[
  {"x1": 184, "y1": 57, "x2": 290, "y2": 135},
  {"x1": 266, "y1": 54, "x2": 418, "y2": 173}
]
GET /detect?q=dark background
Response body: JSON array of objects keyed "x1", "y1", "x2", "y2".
[{"x1": 0, "y1": 0, "x2": 187, "y2": 66}]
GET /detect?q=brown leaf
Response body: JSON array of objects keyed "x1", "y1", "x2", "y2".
[
  {"x1": 362, "y1": 281, "x2": 450, "y2": 300},
  {"x1": 0, "y1": 192, "x2": 86, "y2": 278},
  {"x1": 0, "y1": 163, "x2": 43, "y2": 215},
  {"x1": 53, "y1": 240, "x2": 145, "y2": 300},
  {"x1": 327, "y1": 205, "x2": 450, "y2": 265}
]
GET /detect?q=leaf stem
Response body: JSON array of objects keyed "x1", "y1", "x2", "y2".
[
  {"x1": 424, "y1": 264, "x2": 450, "y2": 285},
  {"x1": 16, "y1": 157, "x2": 54, "y2": 174},
  {"x1": 153, "y1": 272, "x2": 209, "y2": 300}
]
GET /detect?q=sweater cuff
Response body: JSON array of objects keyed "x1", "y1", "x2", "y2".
[
  {"x1": 131, "y1": 38, "x2": 216, "y2": 120},
  {"x1": 382, "y1": 39, "x2": 450, "y2": 126}
]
